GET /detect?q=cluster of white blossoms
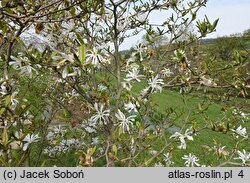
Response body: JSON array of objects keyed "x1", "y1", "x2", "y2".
[
  {"x1": 46, "y1": 125, "x2": 63, "y2": 138},
  {"x1": 60, "y1": 20, "x2": 77, "y2": 40},
  {"x1": 10, "y1": 132, "x2": 39, "y2": 151},
  {"x1": 122, "y1": 44, "x2": 146, "y2": 91},
  {"x1": 122, "y1": 43, "x2": 166, "y2": 99},
  {"x1": 234, "y1": 149, "x2": 250, "y2": 165},
  {"x1": 134, "y1": 43, "x2": 147, "y2": 61},
  {"x1": 0, "y1": 88, "x2": 19, "y2": 110},
  {"x1": 103, "y1": 7, "x2": 146, "y2": 33},
  {"x1": 60, "y1": 139, "x2": 85, "y2": 149},
  {"x1": 199, "y1": 76, "x2": 217, "y2": 87},
  {"x1": 50, "y1": 125, "x2": 67, "y2": 136},
  {"x1": 44, "y1": 143, "x2": 81, "y2": 157},
  {"x1": 182, "y1": 153, "x2": 200, "y2": 167},
  {"x1": 44, "y1": 125, "x2": 87, "y2": 157},
  {"x1": 161, "y1": 68, "x2": 174, "y2": 78},
  {"x1": 44, "y1": 145, "x2": 63, "y2": 157},
  {"x1": 0, "y1": 80, "x2": 8, "y2": 96},
  {"x1": 81, "y1": 120, "x2": 97, "y2": 134},
  {"x1": 170, "y1": 127, "x2": 194, "y2": 149},
  {"x1": 117, "y1": 15, "x2": 130, "y2": 32},
  {"x1": 163, "y1": 153, "x2": 174, "y2": 166},
  {"x1": 51, "y1": 51, "x2": 82, "y2": 79},
  {"x1": 231, "y1": 125, "x2": 248, "y2": 139},
  {"x1": 10, "y1": 91, "x2": 19, "y2": 109},
  {"x1": 154, "y1": 162, "x2": 164, "y2": 167},
  {"x1": 232, "y1": 108, "x2": 250, "y2": 123},
  {"x1": 0, "y1": 79, "x2": 19, "y2": 110},
  {"x1": 98, "y1": 84, "x2": 108, "y2": 92},
  {"x1": 154, "y1": 153, "x2": 174, "y2": 167},
  {"x1": 88, "y1": 102, "x2": 137, "y2": 133},
  {"x1": 10, "y1": 54, "x2": 39, "y2": 78}
]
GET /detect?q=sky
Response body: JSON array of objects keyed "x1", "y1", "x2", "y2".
[{"x1": 120, "y1": 0, "x2": 250, "y2": 50}]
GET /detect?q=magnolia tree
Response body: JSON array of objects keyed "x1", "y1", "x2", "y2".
[{"x1": 0, "y1": 0, "x2": 249, "y2": 167}]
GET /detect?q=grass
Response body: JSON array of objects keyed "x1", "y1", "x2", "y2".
[{"x1": 131, "y1": 81, "x2": 250, "y2": 166}]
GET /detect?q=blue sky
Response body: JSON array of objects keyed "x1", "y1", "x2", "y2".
[
  {"x1": 208, "y1": 0, "x2": 250, "y2": 6},
  {"x1": 121, "y1": 0, "x2": 250, "y2": 50}
]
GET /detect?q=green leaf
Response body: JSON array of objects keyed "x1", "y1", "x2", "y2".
[
  {"x1": 136, "y1": 121, "x2": 142, "y2": 130},
  {"x1": 40, "y1": 161, "x2": 46, "y2": 167},
  {"x1": 0, "y1": 108, "x2": 6, "y2": 116},
  {"x1": 198, "y1": 103, "x2": 202, "y2": 111},
  {"x1": 0, "y1": 157, "x2": 9, "y2": 167},
  {"x1": 55, "y1": 115, "x2": 68, "y2": 121},
  {"x1": 70, "y1": 7, "x2": 76, "y2": 16},
  {"x1": 2, "y1": 128, "x2": 9, "y2": 145},
  {"x1": 1, "y1": 0, "x2": 8, "y2": 7},
  {"x1": 62, "y1": 108, "x2": 72, "y2": 118},
  {"x1": 146, "y1": 34, "x2": 153, "y2": 43},
  {"x1": 118, "y1": 127, "x2": 122, "y2": 137},
  {"x1": 191, "y1": 12, "x2": 196, "y2": 20},
  {"x1": 5, "y1": 139, "x2": 14, "y2": 147},
  {"x1": 79, "y1": 44, "x2": 86, "y2": 65},
  {"x1": 87, "y1": 146, "x2": 96, "y2": 156},
  {"x1": 147, "y1": 135, "x2": 157, "y2": 140},
  {"x1": 211, "y1": 19, "x2": 219, "y2": 31},
  {"x1": 17, "y1": 104, "x2": 31, "y2": 116},
  {"x1": 0, "y1": 142, "x2": 5, "y2": 149},
  {"x1": 76, "y1": 33, "x2": 85, "y2": 45},
  {"x1": 5, "y1": 95, "x2": 11, "y2": 107},
  {"x1": 112, "y1": 144, "x2": 118, "y2": 156}
]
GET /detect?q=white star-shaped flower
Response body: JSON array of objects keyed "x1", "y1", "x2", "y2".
[
  {"x1": 115, "y1": 109, "x2": 136, "y2": 133},
  {"x1": 163, "y1": 153, "x2": 174, "y2": 166},
  {"x1": 147, "y1": 75, "x2": 164, "y2": 93},
  {"x1": 89, "y1": 103, "x2": 110, "y2": 126},
  {"x1": 234, "y1": 149, "x2": 250, "y2": 165},
  {"x1": 121, "y1": 81, "x2": 132, "y2": 91},
  {"x1": 124, "y1": 102, "x2": 138, "y2": 113},
  {"x1": 85, "y1": 47, "x2": 106, "y2": 67},
  {"x1": 182, "y1": 153, "x2": 200, "y2": 167},
  {"x1": 232, "y1": 125, "x2": 248, "y2": 138},
  {"x1": 22, "y1": 133, "x2": 40, "y2": 151},
  {"x1": 170, "y1": 127, "x2": 193, "y2": 149},
  {"x1": 161, "y1": 68, "x2": 173, "y2": 77},
  {"x1": 124, "y1": 67, "x2": 143, "y2": 82}
]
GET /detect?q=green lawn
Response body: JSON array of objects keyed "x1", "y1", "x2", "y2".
[{"x1": 132, "y1": 81, "x2": 250, "y2": 166}]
